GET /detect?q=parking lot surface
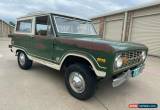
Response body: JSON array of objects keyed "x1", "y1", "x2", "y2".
[{"x1": 0, "y1": 38, "x2": 160, "y2": 110}]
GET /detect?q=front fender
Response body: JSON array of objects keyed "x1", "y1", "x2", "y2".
[{"x1": 58, "y1": 51, "x2": 107, "y2": 77}]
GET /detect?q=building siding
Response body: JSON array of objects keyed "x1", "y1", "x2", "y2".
[
  {"x1": 105, "y1": 13, "x2": 124, "y2": 22},
  {"x1": 104, "y1": 19, "x2": 123, "y2": 41},
  {"x1": 92, "y1": 3, "x2": 160, "y2": 57},
  {"x1": 0, "y1": 20, "x2": 14, "y2": 37},
  {"x1": 133, "y1": 5, "x2": 160, "y2": 17}
]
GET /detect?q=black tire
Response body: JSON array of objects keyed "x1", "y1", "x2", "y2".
[
  {"x1": 65, "y1": 63, "x2": 97, "y2": 100},
  {"x1": 17, "y1": 51, "x2": 32, "y2": 70}
]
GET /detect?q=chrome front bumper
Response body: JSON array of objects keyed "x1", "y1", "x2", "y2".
[{"x1": 112, "y1": 64, "x2": 144, "y2": 87}]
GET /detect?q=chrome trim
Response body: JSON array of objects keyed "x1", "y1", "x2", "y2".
[
  {"x1": 19, "y1": 52, "x2": 26, "y2": 66},
  {"x1": 114, "y1": 62, "x2": 143, "y2": 73},
  {"x1": 112, "y1": 64, "x2": 144, "y2": 87},
  {"x1": 114, "y1": 55, "x2": 123, "y2": 68},
  {"x1": 69, "y1": 72, "x2": 85, "y2": 93},
  {"x1": 112, "y1": 70, "x2": 131, "y2": 88},
  {"x1": 114, "y1": 50, "x2": 144, "y2": 72}
]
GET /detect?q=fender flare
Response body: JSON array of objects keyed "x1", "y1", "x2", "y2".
[{"x1": 59, "y1": 53, "x2": 106, "y2": 77}]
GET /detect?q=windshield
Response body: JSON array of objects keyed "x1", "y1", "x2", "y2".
[{"x1": 54, "y1": 16, "x2": 97, "y2": 35}]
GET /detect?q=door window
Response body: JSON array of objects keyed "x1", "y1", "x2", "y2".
[{"x1": 35, "y1": 16, "x2": 52, "y2": 36}]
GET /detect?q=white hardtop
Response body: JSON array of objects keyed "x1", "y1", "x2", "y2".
[{"x1": 17, "y1": 11, "x2": 91, "y2": 21}]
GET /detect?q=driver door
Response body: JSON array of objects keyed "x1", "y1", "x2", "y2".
[{"x1": 29, "y1": 15, "x2": 54, "y2": 62}]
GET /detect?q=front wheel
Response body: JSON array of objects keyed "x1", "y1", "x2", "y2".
[
  {"x1": 65, "y1": 63, "x2": 97, "y2": 100},
  {"x1": 17, "y1": 51, "x2": 32, "y2": 70}
]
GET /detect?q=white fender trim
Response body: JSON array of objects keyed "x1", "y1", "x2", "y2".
[
  {"x1": 59, "y1": 53, "x2": 106, "y2": 77},
  {"x1": 11, "y1": 46, "x2": 106, "y2": 77}
]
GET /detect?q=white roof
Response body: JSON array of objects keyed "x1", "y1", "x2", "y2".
[
  {"x1": 91, "y1": 1, "x2": 160, "y2": 19},
  {"x1": 18, "y1": 11, "x2": 90, "y2": 21}
]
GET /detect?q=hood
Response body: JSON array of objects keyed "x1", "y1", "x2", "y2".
[
  {"x1": 81, "y1": 37, "x2": 147, "y2": 51},
  {"x1": 56, "y1": 36, "x2": 148, "y2": 53}
]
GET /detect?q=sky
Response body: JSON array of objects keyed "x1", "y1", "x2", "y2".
[{"x1": 0, "y1": 0, "x2": 158, "y2": 23}]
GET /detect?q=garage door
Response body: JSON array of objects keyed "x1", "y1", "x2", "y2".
[
  {"x1": 104, "y1": 20, "x2": 123, "y2": 41},
  {"x1": 130, "y1": 14, "x2": 160, "y2": 56}
]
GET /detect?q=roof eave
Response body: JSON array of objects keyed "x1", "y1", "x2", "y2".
[{"x1": 91, "y1": 1, "x2": 160, "y2": 19}]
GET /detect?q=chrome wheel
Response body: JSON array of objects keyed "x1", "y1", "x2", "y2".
[
  {"x1": 69, "y1": 72, "x2": 85, "y2": 93},
  {"x1": 19, "y1": 53, "x2": 25, "y2": 66}
]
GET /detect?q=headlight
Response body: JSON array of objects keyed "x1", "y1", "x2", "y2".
[
  {"x1": 141, "y1": 51, "x2": 146, "y2": 60},
  {"x1": 115, "y1": 55, "x2": 123, "y2": 68}
]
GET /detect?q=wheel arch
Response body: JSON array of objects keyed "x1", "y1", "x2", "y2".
[
  {"x1": 60, "y1": 53, "x2": 106, "y2": 77},
  {"x1": 16, "y1": 49, "x2": 25, "y2": 55}
]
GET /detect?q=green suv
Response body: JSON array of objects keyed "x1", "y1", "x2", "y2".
[{"x1": 9, "y1": 12, "x2": 148, "y2": 100}]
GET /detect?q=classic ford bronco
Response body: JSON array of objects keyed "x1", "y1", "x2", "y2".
[{"x1": 9, "y1": 12, "x2": 148, "y2": 100}]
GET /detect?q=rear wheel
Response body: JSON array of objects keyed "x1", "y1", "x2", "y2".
[
  {"x1": 65, "y1": 63, "x2": 96, "y2": 100},
  {"x1": 17, "y1": 51, "x2": 32, "y2": 70}
]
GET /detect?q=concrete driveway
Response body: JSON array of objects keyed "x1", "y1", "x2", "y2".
[{"x1": 0, "y1": 38, "x2": 160, "y2": 110}]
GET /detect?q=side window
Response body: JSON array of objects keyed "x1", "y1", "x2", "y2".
[
  {"x1": 35, "y1": 16, "x2": 52, "y2": 36},
  {"x1": 16, "y1": 19, "x2": 32, "y2": 33}
]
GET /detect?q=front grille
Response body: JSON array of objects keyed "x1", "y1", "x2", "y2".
[{"x1": 115, "y1": 50, "x2": 143, "y2": 71}]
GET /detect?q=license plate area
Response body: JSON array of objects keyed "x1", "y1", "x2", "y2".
[
  {"x1": 112, "y1": 70, "x2": 131, "y2": 87},
  {"x1": 112, "y1": 64, "x2": 144, "y2": 87},
  {"x1": 132, "y1": 65, "x2": 144, "y2": 77}
]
